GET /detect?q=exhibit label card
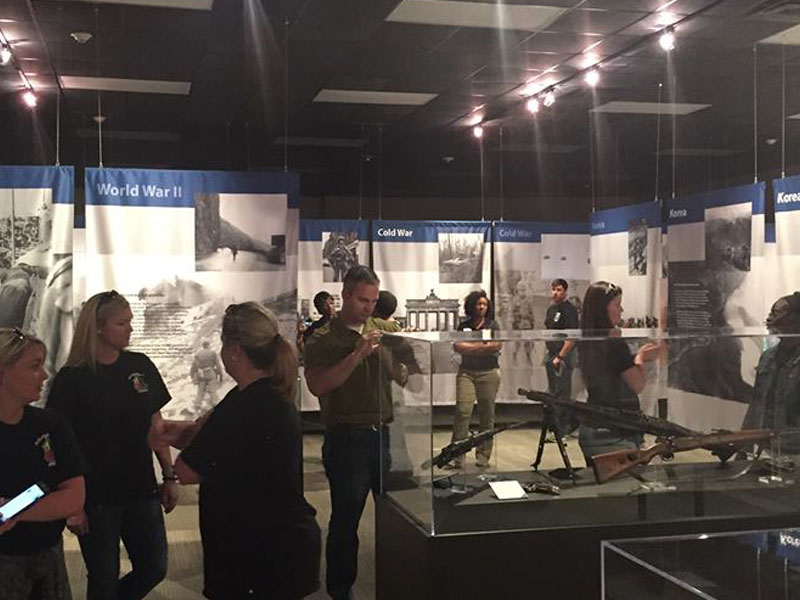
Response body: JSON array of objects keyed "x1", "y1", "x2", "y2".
[{"x1": 489, "y1": 480, "x2": 527, "y2": 500}]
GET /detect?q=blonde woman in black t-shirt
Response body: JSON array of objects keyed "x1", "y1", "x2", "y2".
[
  {"x1": 150, "y1": 302, "x2": 321, "y2": 600},
  {"x1": 449, "y1": 290, "x2": 502, "y2": 469},
  {"x1": 47, "y1": 292, "x2": 177, "y2": 600},
  {"x1": 0, "y1": 328, "x2": 86, "y2": 600}
]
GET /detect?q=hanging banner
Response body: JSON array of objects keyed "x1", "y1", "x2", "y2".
[
  {"x1": 298, "y1": 219, "x2": 370, "y2": 320},
  {"x1": 492, "y1": 221, "x2": 589, "y2": 402},
  {"x1": 770, "y1": 176, "x2": 800, "y2": 301},
  {"x1": 373, "y1": 220, "x2": 491, "y2": 406},
  {"x1": 83, "y1": 168, "x2": 298, "y2": 419},
  {"x1": 590, "y1": 202, "x2": 662, "y2": 328},
  {"x1": 0, "y1": 166, "x2": 74, "y2": 382},
  {"x1": 666, "y1": 183, "x2": 765, "y2": 431}
]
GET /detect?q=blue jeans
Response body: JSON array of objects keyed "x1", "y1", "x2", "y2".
[
  {"x1": 77, "y1": 499, "x2": 168, "y2": 600},
  {"x1": 322, "y1": 426, "x2": 389, "y2": 599}
]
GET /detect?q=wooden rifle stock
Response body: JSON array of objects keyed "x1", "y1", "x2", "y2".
[{"x1": 591, "y1": 429, "x2": 775, "y2": 484}]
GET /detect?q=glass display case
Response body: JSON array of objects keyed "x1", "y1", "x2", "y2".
[
  {"x1": 378, "y1": 328, "x2": 800, "y2": 537},
  {"x1": 602, "y1": 528, "x2": 800, "y2": 599}
]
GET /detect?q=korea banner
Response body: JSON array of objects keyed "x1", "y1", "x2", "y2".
[
  {"x1": 372, "y1": 220, "x2": 491, "y2": 406},
  {"x1": 770, "y1": 176, "x2": 800, "y2": 301},
  {"x1": 0, "y1": 166, "x2": 75, "y2": 384},
  {"x1": 666, "y1": 183, "x2": 765, "y2": 431},
  {"x1": 83, "y1": 168, "x2": 298, "y2": 419},
  {"x1": 492, "y1": 221, "x2": 589, "y2": 403}
]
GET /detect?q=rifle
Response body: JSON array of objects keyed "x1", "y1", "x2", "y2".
[
  {"x1": 518, "y1": 388, "x2": 697, "y2": 438},
  {"x1": 422, "y1": 422, "x2": 529, "y2": 470},
  {"x1": 591, "y1": 429, "x2": 781, "y2": 484}
]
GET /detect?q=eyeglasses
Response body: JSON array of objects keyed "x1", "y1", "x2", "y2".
[{"x1": 12, "y1": 327, "x2": 25, "y2": 341}]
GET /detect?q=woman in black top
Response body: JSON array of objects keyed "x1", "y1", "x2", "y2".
[
  {"x1": 47, "y1": 291, "x2": 177, "y2": 600},
  {"x1": 152, "y1": 301, "x2": 321, "y2": 599},
  {"x1": 0, "y1": 328, "x2": 85, "y2": 600},
  {"x1": 577, "y1": 282, "x2": 661, "y2": 464},
  {"x1": 449, "y1": 290, "x2": 502, "y2": 469}
]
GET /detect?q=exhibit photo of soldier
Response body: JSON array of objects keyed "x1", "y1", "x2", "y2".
[
  {"x1": 321, "y1": 231, "x2": 359, "y2": 282},
  {"x1": 195, "y1": 193, "x2": 287, "y2": 272},
  {"x1": 189, "y1": 340, "x2": 224, "y2": 414},
  {"x1": 628, "y1": 217, "x2": 648, "y2": 276},
  {"x1": 438, "y1": 232, "x2": 484, "y2": 284}
]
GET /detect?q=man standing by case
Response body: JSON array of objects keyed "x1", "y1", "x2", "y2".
[
  {"x1": 304, "y1": 265, "x2": 402, "y2": 600},
  {"x1": 544, "y1": 279, "x2": 579, "y2": 436}
]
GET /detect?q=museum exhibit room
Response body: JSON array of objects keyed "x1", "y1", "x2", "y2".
[{"x1": 6, "y1": 0, "x2": 800, "y2": 598}]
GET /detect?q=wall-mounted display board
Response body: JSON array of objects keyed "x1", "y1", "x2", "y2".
[{"x1": 83, "y1": 168, "x2": 298, "y2": 419}]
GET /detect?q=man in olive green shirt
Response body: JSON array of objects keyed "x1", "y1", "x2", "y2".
[{"x1": 304, "y1": 265, "x2": 400, "y2": 600}]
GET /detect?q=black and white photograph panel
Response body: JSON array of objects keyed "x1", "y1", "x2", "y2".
[
  {"x1": 322, "y1": 231, "x2": 360, "y2": 282},
  {"x1": 628, "y1": 217, "x2": 648, "y2": 276},
  {"x1": 438, "y1": 232, "x2": 484, "y2": 284},
  {"x1": 195, "y1": 193, "x2": 288, "y2": 272}
]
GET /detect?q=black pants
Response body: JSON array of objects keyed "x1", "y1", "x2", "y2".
[{"x1": 322, "y1": 426, "x2": 389, "y2": 599}]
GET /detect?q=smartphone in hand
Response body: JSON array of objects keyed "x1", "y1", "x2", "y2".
[{"x1": 0, "y1": 483, "x2": 47, "y2": 524}]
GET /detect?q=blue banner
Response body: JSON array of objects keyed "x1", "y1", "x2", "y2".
[
  {"x1": 372, "y1": 220, "x2": 491, "y2": 243},
  {"x1": 0, "y1": 165, "x2": 73, "y2": 205},
  {"x1": 773, "y1": 175, "x2": 800, "y2": 213},
  {"x1": 493, "y1": 221, "x2": 588, "y2": 243},
  {"x1": 590, "y1": 202, "x2": 661, "y2": 235},
  {"x1": 667, "y1": 182, "x2": 765, "y2": 224},
  {"x1": 300, "y1": 219, "x2": 369, "y2": 242},
  {"x1": 86, "y1": 168, "x2": 300, "y2": 209}
]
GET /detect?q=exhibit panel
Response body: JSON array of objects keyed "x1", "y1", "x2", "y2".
[
  {"x1": 666, "y1": 184, "x2": 766, "y2": 432},
  {"x1": 492, "y1": 221, "x2": 589, "y2": 404},
  {"x1": 379, "y1": 328, "x2": 800, "y2": 537},
  {"x1": 602, "y1": 528, "x2": 800, "y2": 599},
  {"x1": 771, "y1": 175, "x2": 800, "y2": 302},
  {"x1": 82, "y1": 168, "x2": 299, "y2": 419},
  {"x1": 0, "y1": 166, "x2": 75, "y2": 385}
]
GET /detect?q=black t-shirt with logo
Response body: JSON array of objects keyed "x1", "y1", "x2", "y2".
[
  {"x1": 47, "y1": 351, "x2": 170, "y2": 505},
  {"x1": 544, "y1": 301, "x2": 579, "y2": 355},
  {"x1": 0, "y1": 406, "x2": 86, "y2": 555}
]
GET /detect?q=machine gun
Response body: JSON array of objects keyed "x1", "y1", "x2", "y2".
[
  {"x1": 517, "y1": 389, "x2": 697, "y2": 438},
  {"x1": 591, "y1": 429, "x2": 787, "y2": 484},
  {"x1": 422, "y1": 422, "x2": 529, "y2": 470}
]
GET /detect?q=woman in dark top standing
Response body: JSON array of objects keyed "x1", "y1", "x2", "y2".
[
  {"x1": 47, "y1": 291, "x2": 177, "y2": 600},
  {"x1": 0, "y1": 328, "x2": 85, "y2": 600},
  {"x1": 578, "y1": 282, "x2": 661, "y2": 464},
  {"x1": 450, "y1": 290, "x2": 502, "y2": 469},
  {"x1": 152, "y1": 301, "x2": 321, "y2": 599}
]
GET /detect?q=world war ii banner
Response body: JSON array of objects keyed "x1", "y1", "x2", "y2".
[
  {"x1": 492, "y1": 221, "x2": 589, "y2": 403},
  {"x1": 83, "y1": 168, "x2": 298, "y2": 419},
  {"x1": 665, "y1": 183, "x2": 765, "y2": 431},
  {"x1": 0, "y1": 166, "x2": 74, "y2": 383}
]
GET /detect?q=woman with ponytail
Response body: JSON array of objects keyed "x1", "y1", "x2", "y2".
[{"x1": 150, "y1": 301, "x2": 320, "y2": 599}]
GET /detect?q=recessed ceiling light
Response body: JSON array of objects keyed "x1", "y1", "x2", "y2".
[
  {"x1": 60, "y1": 75, "x2": 191, "y2": 95},
  {"x1": 313, "y1": 89, "x2": 437, "y2": 106},
  {"x1": 70, "y1": 32, "x2": 93, "y2": 44},
  {"x1": 386, "y1": 0, "x2": 564, "y2": 31},
  {"x1": 67, "y1": 0, "x2": 213, "y2": 10},
  {"x1": 591, "y1": 101, "x2": 710, "y2": 115}
]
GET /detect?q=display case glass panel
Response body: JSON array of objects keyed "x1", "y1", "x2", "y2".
[{"x1": 379, "y1": 328, "x2": 800, "y2": 536}]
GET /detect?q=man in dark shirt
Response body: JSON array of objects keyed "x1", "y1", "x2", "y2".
[{"x1": 544, "y1": 279, "x2": 579, "y2": 436}]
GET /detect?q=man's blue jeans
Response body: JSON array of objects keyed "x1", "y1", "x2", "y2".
[
  {"x1": 322, "y1": 426, "x2": 389, "y2": 600},
  {"x1": 77, "y1": 498, "x2": 168, "y2": 600}
]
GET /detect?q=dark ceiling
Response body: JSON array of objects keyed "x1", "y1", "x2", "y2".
[{"x1": 1, "y1": 0, "x2": 800, "y2": 220}]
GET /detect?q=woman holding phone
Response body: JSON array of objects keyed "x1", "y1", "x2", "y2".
[
  {"x1": 47, "y1": 291, "x2": 177, "y2": 599},
  {"x1": 0, "y1": 328, "x2": 86, "y2": 600},
  {"x1": 151, "y1": 302, "x2": 321, "y2": 599}
]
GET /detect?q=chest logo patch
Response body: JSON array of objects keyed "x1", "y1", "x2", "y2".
[
  {"x1": 128, "y1": 372, "x2": 149, "y2": 394},
  {"x1": 35, "y1": 433, "x2": 56, "y2": 467}
]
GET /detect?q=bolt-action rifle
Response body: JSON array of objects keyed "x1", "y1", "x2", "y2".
[{"x1": 422, "y1": 422, "x2": 530, "y2": 470}]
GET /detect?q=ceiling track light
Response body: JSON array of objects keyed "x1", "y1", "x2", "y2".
[
  {"x1": 526, "y1": 97, "x2": 540, "y2": 114},
  {"x1": 22, "y1": 90, "x2": 37, "y2": 108},
  {"x1": 584, "y1": 68, "x2": 600, "y2": 87},
  {"x1": 472, "y1": 125, "x2": 484, "y2": 139},
  {"x1": 659, "y1": 28, "x2": 676, "y2": 52},
  {"x1": 543, "y1": 90, "x2": 556, "y2": 108},
  {"x1": 1, "y1": 45, "x2": 10, "y2": 66}
]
